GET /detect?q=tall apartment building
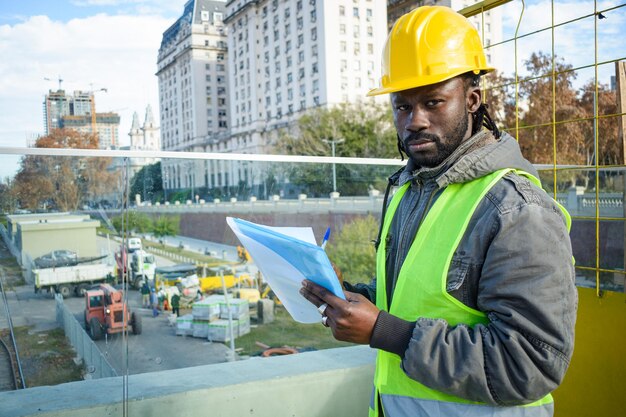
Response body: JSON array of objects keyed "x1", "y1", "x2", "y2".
[
  {"x1": 219, "y1": 0, "x2": 387, "y2": 197},
  {"x1": 43, "y1": 89, "x2": 120, "y2": 149},
  {"x1": 387, "y1": 0, "x2": 503, "y2": 71},
  {"x1": 156, "y1": 0, "x2": 228, "y2": 193}
]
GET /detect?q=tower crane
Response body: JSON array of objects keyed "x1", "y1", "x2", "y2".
[
  {"x1": 89, "y1": 86, "x2": 108, "y2": 141},
  {"x1": 44, "y1": 75, "x2": 63, "y2": 90}
]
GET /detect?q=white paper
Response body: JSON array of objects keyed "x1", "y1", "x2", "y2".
[{"x1": 227, "y1": 217, "x2": 344, "y2": 323}]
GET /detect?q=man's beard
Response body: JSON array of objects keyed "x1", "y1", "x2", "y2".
[{"x1": 403, "y1": 110, "x2": 469, "y2": 168}]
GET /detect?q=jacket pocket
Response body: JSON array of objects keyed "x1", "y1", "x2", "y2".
[{"x1": 447, "y1": 258, "x2": 470, "y2": 292}]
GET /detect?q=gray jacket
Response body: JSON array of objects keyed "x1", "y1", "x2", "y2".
[{"x1": 350, "y1": 130, "x2": 577, "y2": 406}]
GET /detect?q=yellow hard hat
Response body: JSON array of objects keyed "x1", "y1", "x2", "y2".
[{"x1": 367, "y1": 6, "x2": 494, "y2": 96}]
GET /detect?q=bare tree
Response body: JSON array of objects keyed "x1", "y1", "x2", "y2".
[{"x1": 12, "y1": 129, "x2": 116, "y2": 211}]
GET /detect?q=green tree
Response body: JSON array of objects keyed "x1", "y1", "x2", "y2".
[
  {"x1": 326, "y1": 215, "x2": 379, "y2": 284},
  {"x1": 274, "y1": 102, "x2": 398, "y2": 196},
  {"x1": 130, "y1": 162, "x2": 163, "y2": 204},
  {"x1": 152, "y1": 215, "x2": 180, "y2": 238},
  {"x1": 111, "y1": 212, "x2": 153, "y2": 235}
]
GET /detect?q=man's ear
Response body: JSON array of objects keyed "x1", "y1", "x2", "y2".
[{"x1": 467, "y1": 87, "x2": 481, "y2": 114}]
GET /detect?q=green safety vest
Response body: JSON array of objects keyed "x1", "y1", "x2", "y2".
[{"x1": 371, "y1": 168, "x2": 568, "y2": 417}]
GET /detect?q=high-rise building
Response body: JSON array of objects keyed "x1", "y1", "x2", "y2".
[
  {"x1": 215, "y1": 0, "x2": 388, "y2": 197},
  {"x1": 156, "y1": 0, "x2": 228, "y2": 194},
  {"x1": 156, "y1": 0, "x2": 388, "y2": 199},
  {"x1": 43, "y1": 89, "x2": 120, "y2": 149},
  {"x1": 60, "y1": 113, "x2": 121, "y2": 149},
  {"x1": 226, "y1": 0, "x2": 387, "y2": 139},
  {"x1": 43, "y1": 90, "x2": 92, "y2": 134},
  {"x1": 387, "y1": 1, "x2": 503, "y2": 71}
]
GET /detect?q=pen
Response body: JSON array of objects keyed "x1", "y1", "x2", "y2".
[{"x1": 321, "y1": 227, "x2": 331, "y2": 250}]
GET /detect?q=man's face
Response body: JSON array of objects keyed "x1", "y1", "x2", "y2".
[{"x1": 390, "y1": 77, "x2": 479, "y2": 168}]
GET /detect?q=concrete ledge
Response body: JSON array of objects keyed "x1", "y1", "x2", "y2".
[{"x1": 0, "y1": 345, "x2": 376, "y2": 417}]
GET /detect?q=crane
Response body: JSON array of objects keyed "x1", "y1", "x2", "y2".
[
  {"x1": 89, "y1": 86, "x2": 108, "y2": 142},
  {"x1": 44, "y1": 75, "x2": 63, "y2": 90}
]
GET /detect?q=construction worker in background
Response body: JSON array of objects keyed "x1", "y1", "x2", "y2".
[
  {"x1": 237, "y1": 245, "x2": 251, "y2": 263},
  {"x1": 171, "y1": 292, "x2": 180, "y2": 317},
  {"x1": 150, "y1": 287, "x2": 159, "y2": 318},
  {"x1": 300, "y1": 6, "x2": 576, "y2": 417},
  {"x1": 140, "y1": 281, "x2": 150, "y2": 308}
]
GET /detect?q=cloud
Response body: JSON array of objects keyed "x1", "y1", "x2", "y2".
[
  {"x1": 71, "y1": 0, "x2": 141, "y2": 5},
  {"x1": 498, "y1": 0, "x2": 625, "y2": 86},
  {"x1": 70, "y1": 0, "x2": 185, "y2": 16},
  {"x1": 0, "y1": 12, "x2": 174, "y2": 153}
]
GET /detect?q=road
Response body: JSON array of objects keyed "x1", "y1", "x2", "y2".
[
  {"x1": 1, "y1": 235, "x2": 241, "y2": 376},
  {"x1": 90, "y1": 288, "x2": 233, "y2": 375},
  {"x1": 0, "y1": 235, "x2": 261, "y2": 376},
  {"x1": 3, "y1": 283, "x2": 233, "y2": 376}
]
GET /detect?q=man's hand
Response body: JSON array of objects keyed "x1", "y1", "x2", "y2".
[{"x1": 300, "y1": 279, "x2": 380, "y2": 344}]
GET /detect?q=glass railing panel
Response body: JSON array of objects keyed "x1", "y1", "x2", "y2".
[{"x1": 0, "y1": 148, "x2": 404, "y2": 391}]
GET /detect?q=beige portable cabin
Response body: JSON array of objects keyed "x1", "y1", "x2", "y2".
[{"x1": 7, "y1": 213, "x2": 100, "y2": 265}]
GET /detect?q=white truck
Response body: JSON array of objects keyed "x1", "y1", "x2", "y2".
[
  {"x1": 129, "y1": 250, "x2": 156, "y2": 289},
  {"x1": 34, "y1": 263, "x2": 116, "y2": 298},
  {"x1": 127, "y1": 237, "x2": 142, "y2": 253}
]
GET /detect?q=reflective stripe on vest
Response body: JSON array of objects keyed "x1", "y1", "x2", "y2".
[{"x1": 369, "y1": 168, "x2": 565, "y2": 417}]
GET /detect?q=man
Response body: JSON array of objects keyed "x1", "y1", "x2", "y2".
[
  {"x1": 171, "y1": 292, "x2": 181, "y2": 317},
  {"x1": 141, "y1": 280, "x2": 150, "y2": 308},
  {"x1": 150, "y1": 287, "x2": 159, "y2": 318},
  {"x1": 300, "y1": 6, "x2": 577, "y2": 417}
]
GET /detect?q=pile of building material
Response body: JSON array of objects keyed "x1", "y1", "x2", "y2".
[
  {"x1": 175, "y1": 294, "x2": 251, "y2": 343},
  {"x1": 175, "y1": 314, "x2": 193, "y2": 336}
]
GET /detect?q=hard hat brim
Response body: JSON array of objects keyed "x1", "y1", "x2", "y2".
[{"x1": 366, "y1": 67, "x2": 494, "y2": 97}]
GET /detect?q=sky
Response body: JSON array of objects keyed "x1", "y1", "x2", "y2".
[
  {"x1": 498, "y1": 0, "x2": 625, "y2": 87},
  {"x1": 0, "y1": 0, "x2": 189, "y2": 178},
  {"x1": 0, "y1": 0, "x2": 624, "y2": 180}
]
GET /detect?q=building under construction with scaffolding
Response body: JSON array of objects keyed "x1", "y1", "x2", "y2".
[{"x1": 42, "y1": 89, "x2": 120, "y2": 149}]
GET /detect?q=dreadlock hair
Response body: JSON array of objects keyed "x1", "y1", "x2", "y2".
[
  {"x1": 463, "y1": 72, "x2": 501, "y2": 139},
  {"x1": 396, "y1": 133, "x2": 407, "y2": 161}
]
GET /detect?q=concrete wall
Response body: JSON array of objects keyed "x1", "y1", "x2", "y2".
[
  {"x1": 0, "y1": 346, "x2": 376, "y2": 417},
  {"x1": 179, "y1": 211, "x2": 373, "y2": 246}
]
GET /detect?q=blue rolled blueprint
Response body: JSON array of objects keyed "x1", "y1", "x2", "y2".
[{"x1": 227, "y1": 217, "x2": 345, "y2": 323}]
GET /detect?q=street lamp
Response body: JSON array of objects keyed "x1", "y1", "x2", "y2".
[
  {"x1": 322, "y1": 138, "x2": 345, "y2": 193},
  {"x1": 188, "y1": 161, "x2": 195, "y2": 203},
  {"x1": 163, "y1": 168, "x2": 168, "y2": 202}
]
